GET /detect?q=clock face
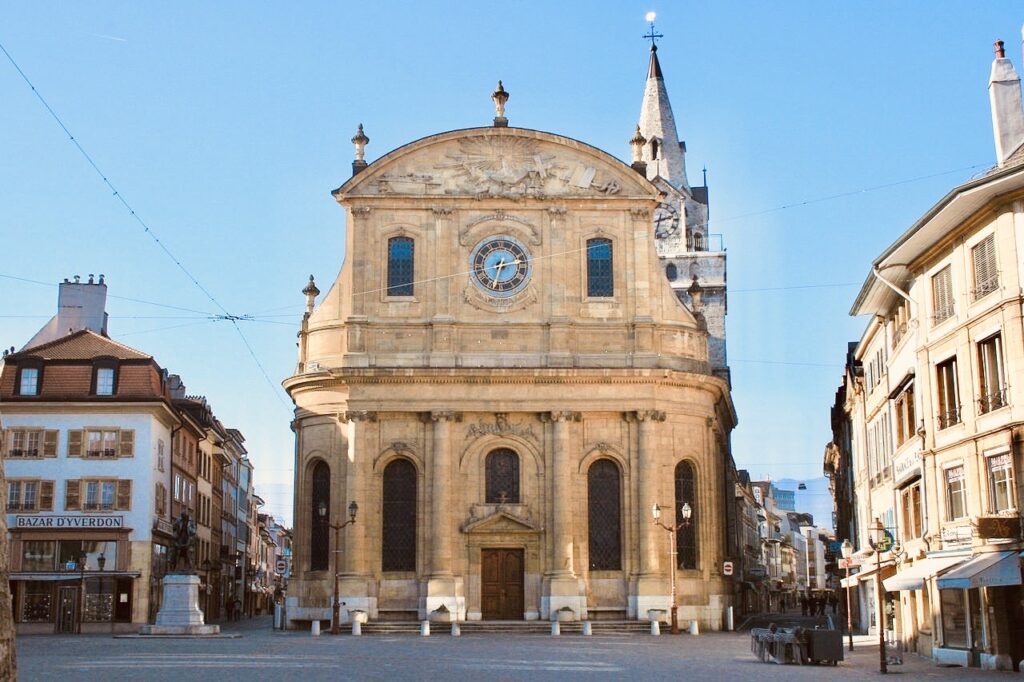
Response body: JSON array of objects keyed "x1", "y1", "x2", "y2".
[
  {"x1": 653, "y1": 201, "x2": 680, "y2": 238},
  {"x1": 470, "y1": 235, "x2": 532, "y2": 297}
]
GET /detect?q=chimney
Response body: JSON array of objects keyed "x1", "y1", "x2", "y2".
[
  {"x1": 167, "y1": 374, "x2": 187, "y2": 399},
  {"x1": 989, "y1": 36, "x2": 1024, "y2": 165},
  {"x1": 57, "y1": 274, "x2": 108, "y2": 336}
]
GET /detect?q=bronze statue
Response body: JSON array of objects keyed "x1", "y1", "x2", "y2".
[{"x1": 168, "y1": 510, "x2": 197, "y2": 572}]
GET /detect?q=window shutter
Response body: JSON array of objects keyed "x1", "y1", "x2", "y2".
[
  {"x1": 68, "y1": 430, "x2": 84, "y2": 457},
  {"x1": 1, "y1": 429, "x2": 8, "y2": 457},
  {"x1": 972, "y1": 235, "x2": 997, "y2": 294},
  {"x1": 40, "y1": 481, "x2": 54, "y2": 511},
  {"x1": 43, "y1": 430, "x2": 58, "y2": 457},
  {"x1": 116, "y1": 480, "x2": 132, "y2": 510},
  {"x1": 65, "y1": 480, "x2": 81, "y2": 510},
  {"x1": 932, "y1": 266, "x2": 953, "y2": 319},
  {"x1": 118, "y1": 430, "x2": 135, "y2": 457}
]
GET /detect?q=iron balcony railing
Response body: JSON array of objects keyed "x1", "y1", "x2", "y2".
[
  {"x1": 938, "y1": 406, "x2": 962, "y2": 430},
  {"x1": 978, "y1": 388, "x2": 1008, "y2": 414}
]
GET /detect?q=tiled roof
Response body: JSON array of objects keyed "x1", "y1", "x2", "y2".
[{"x1": 14, "y1": 330, "x2": 151, "y2": 361}]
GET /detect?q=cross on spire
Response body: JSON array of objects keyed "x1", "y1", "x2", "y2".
[{"x1": 643, "y1": 20, "x2": 663, "y2": 47}]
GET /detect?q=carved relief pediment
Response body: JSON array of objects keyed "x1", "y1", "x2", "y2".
[
  {"x1": 336, "y1": 130, "x2": 655, "y2": 201},
  {"x1": 462, "y1": 506, "x2": 541, "y2": 534}
]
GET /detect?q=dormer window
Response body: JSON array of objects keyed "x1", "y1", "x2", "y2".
[
  {"x1": 17, "y1": 367, "x2": 40, "y2": 396},
  {"x1": 92, "y1": 359, "x2": 118, "y2": 396}
]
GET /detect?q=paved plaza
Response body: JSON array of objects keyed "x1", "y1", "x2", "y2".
[{"x1": 16, "y1": 617, "x2": 1010, "y2": 681}]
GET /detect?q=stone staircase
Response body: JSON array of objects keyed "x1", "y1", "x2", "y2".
[{"x1": 359, "y1": 620, "x2": 653, "y2": 636}]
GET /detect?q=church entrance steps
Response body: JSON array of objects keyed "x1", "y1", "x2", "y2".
[{"x1": 358, "y1": 620, "x2": 653, "y2": 635}]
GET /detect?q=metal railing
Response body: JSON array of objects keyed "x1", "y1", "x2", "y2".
[
  {"x1": 972, "y1": 277, "x2": 999, "y2": 301},
  {"x1": 978, "y1": 388, "x2": 1008, "y2": 414},
  {"x1": 932, "y1": 306, "x2": 955, "y2": 325},
  {"x1": 937, "y1": 406, "x2": 961, "y2": 430}
]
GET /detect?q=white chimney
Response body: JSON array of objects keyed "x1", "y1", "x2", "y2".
[
  {"x1": 990, "y1": 36, "x2": 1024, "y2": 166},
  {"x1": 20, "y1": 274, "x2": 109, "y2": 350}
]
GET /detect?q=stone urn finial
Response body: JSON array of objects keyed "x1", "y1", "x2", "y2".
[
  {"x1": 492, "y1": 80, "x2": 509, "y2": 127},
  {"x1": 351, "y1": 124, "x2": 369, "y2": 175}
]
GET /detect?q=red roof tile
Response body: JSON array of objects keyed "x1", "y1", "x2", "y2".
[{"x1": 14, "y1": 330, "x2": 151, "y2": 361}]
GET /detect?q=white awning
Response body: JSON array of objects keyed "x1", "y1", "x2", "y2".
[
  {"x1": 841, "y1": 565, "x2": 878, "y2": 588},
  {"x1": 882, "y1": 553, "x2": 969, "y2": 591},
  {"x1": 937, "y1": 551, "x2": 1022, "y2": 590}
]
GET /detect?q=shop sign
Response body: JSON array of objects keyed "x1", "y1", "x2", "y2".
[
  {"x1": 892, "y1": 450, "x2": 922, "y2": 485},
  {"x1": 940, "y1": 525, "x2": 972, "y2": 546},
  {"x1": 977, "y1": 516, "x2": 1021, "y2": 540},
  {"x1": 14, "y1": 515, "x2": 125, "y2": 529}
]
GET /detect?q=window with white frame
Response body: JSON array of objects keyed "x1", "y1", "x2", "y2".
[
  {"x1": 8, "y1": 479, "x2": 54, "y2": 512},
  {"x1": 971, "y1": 234, "x2": 998, "y2": 300},
  {"x1": 987, "y1": 450, "x2": 1014, "y2": 513},
  {"x1": 978, "y1": 333, "x2": 1006, "y2": 414},
  {"x1": 865, "y1": 347, "x2": 886, "y2": 393},
  {"x1": 4, "y1": 429, "x2": 57, "y2": 458},
  {"x1": 68, "y1": 428, "x2": 134, "y2": 457},
  {"x1": 945, "y1": 465, "x2": 967, "y2": 520},
  {"x1": 17, "y1": 367, "x2": 39, "y2": 395},
  {"x1": 932, "y1": 265, "x2": 954, "y2": 324},
  {"x1": 936, "y1": 357, "x2": 960, "y2": 429},
  {"x1": 95, "y1": 367, "x2": 116, "y2": 396}
]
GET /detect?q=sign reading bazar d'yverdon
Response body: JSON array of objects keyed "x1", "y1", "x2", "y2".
[{"x1": 13, "y1": 515, "x2": 125, "y2": 529}]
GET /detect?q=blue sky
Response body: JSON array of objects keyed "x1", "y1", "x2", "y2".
[{"x1": 3, "y1": 3, "x2": 1022, "y2": 526}]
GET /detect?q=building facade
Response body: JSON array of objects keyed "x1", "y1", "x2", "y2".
[
  {"x1": 285, "y1": 46, "x2": 738, "y2": 628},
  {"x1": 832, "y1": 36, "x2": 1024, "y2": 671}
]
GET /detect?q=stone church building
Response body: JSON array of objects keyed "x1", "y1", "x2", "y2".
[{"x1": 284, "y1": 44, "x2": 737, "y2": 628}]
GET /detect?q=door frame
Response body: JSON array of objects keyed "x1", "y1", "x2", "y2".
[{"x1": 481, "y1": 547, "x2": 525, "y2": 620}]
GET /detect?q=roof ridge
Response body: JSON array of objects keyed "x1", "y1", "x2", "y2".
[{"x1": 16, "y1": 329, "x2": 152, "y2": 361}]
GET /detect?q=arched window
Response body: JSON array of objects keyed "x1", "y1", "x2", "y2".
[
  {"x1": 382, "y1": 458, "x2": 417, "y2": 571},
  {"x1": 675, "y1": 461, "x2": 697, "y2": 569},
  {"x1": 693, "y1": 232, "x2": 706, "y2": 252},
  {"x1": 485, "y1": 448, "x2": 519, "y2": 503},
  {"x1": 666, "y1": 263, "x2": 678, "y2": 282},
  {"x1": 586, "y1": 238, "x2": 613, "y2": 297},
  {"x1": 650, "y1": 139, "x2": 660, "y2": 160},
  {"x1": 387, "y1": 236, "x2": 415, "y2": 296},
  {"x1": 310, "y1": 461, "x2": 330, "y2": 571},
  {"x1": 587, "y1": 459, "x2": 621, "y2": 570}
]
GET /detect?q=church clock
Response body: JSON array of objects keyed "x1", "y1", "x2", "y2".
[
  {"x1": 653, "y1": 201, "x2": 680, "y2": 238},
  {"x1": 470, "y1": 235, "x2": 532, "y2": 298}
]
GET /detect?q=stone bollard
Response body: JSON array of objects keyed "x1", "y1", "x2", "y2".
[
  {"x1": 451, "y1": 622, "x2": 461, "y2": 637},
  {"x1": 311, "y1": 620, "x2": 321, "y2": 636},
  {"x1": 689, "y1": 620, "x2": 699, "y2": 636},
  {"x1": 651, "y1": 620, "x2": 660, "y2": 636},
  {"x1": 352, "y1": 620, "x2": 362, "y2": 636},
  {"x1": 551, "y1": 621, "x2": 560, "y2": 636},
  {"x1": 582, "y1": 621, "x2": 592, "y2": 636},
  {"x1": 724, "y1": 606, "x2": 734, "y2": 632},
  {"x1": 421, "y1": 620, "x2": 430, "y2": 637}
]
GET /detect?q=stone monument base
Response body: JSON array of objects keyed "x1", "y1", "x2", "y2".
[{"x1": 139, "y1": 573, "x2": 220, "y2": 636}]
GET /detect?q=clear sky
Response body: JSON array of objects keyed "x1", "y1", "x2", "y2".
[{"x1": 3, "y1": 2, "x2": 1022, "y2": 527}]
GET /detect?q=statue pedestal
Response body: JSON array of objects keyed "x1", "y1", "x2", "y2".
[{"x1": 139, "y1": 573, "x2": 220, "y2": 636}]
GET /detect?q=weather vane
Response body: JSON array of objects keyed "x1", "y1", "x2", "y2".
[{"x1": 643, "y1": 11, "x2": 663, "y2": 47}]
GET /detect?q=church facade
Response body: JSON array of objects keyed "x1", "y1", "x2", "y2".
[{"x1": 284, "y1": 46, "x2": 737, "y2": 628}]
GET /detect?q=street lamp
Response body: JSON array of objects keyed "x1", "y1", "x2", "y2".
[
  {"x1": 840, "y1": 539, "x2": 854, "y2": 651},
  {"x1": 318, "y1": 499, "x2": 358, "y2": 635},
  {"x1": 868, "y1": 518, "x2": 889, "y2": 675},
  {"x1": 652, "y1": 501, "x2": 692, "y2": 634},
  {"x1": 78, "y1": 551, "x2": 87, "y2": 634}
]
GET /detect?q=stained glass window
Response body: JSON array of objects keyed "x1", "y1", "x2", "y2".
[
  {"x1": 382, "y1": 458, "x2": 417, "y2": 572},
  {"x1": 387, "y1": 237, "x2": 415, "y2": 297},
  {"x1": 675, "y1": 461, "x2": 697, "y2": 569},
  {"x1": 485, "y1": 449, "x2": 520, "y2": 503},
  {"x1": 586, "y1": 238, "x2": 613, "y2": 297},
  {"x1": 310, "y1": 461, "x2": 330, "y2": 571},
  {"x1": 587, "y1": 459, "x2": 621, "y2": 570}
]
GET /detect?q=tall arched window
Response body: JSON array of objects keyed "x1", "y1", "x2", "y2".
[
  {"x1": 485, "y1": 448, "x2": 520, "y2": 503},
  {"x1": 675, "y1": 461, "x2": 697, "y2": 569},
  {"x1": 310, "y1": 461, "x2": 330, "y2": 571},
  {"x1": 382, "y1": 458, "x2": 417, "y2": 571},
  {"x1": 587, "y1": 459, "x2": 621, "y2": 570},
  {"x1": 387, "y1": 236, "x2": 415, "y2": 297},
  {"x1": 586, "y1": 238, "x2": 613, "y2": 297},
  {"x1": 666, "y1": 263, "x2": 678, "y2": 282}
]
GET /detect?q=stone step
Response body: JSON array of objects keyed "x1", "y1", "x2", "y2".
[{"x1": 358, "y1": 620, "x2": 654, "y2": 636}]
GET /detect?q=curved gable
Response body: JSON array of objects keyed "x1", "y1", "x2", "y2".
[{"x1": 333, "y1": 127, "x2": 659, "y2": 201}]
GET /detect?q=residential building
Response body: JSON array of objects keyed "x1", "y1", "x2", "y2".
[{"x1": 833, "y1": 35, "x2": 1024, "y2": 671}]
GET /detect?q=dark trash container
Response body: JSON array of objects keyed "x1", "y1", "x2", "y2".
[{"x1": 803, "y1": 628, "x2": 844, "y2": 665}]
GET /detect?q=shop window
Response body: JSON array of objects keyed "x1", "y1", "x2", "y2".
[
  {"x1": 587, "y1": 459, "x2": 621, "y2": 571},
  {"x1": 21, "y1": 581, "x2": 53, "y2": 623},
  {"x1": 21, "y1": 540, "x2": 57, "y2": 572},
  {"x1": 940, "y1": 588, "x2": 968, "y2": 648},
  {"x1": 484, "y1": 448, "x2": 520, "y2": 503}
]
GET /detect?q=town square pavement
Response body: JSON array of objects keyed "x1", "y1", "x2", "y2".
[{"x1": 16, "y1": 617, "x2": 1012, "y2": 680}]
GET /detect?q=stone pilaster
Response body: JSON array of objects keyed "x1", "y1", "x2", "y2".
[
  {"x1": 336, "y1": 410, "x2": 377, "y2": 621},
  {"x1": 626, "y1": 409, "x2": 669, "y2": 620},
  {"x1": 540, "y1": 410, "x2": 584, "y2": 620},
  {"x1": 422, "y1": 410, "x2": 465, "y2": 620}
]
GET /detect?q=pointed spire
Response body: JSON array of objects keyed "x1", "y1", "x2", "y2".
[{"x1": 637, "y1": 41, "x2": 688, "y2": 188}]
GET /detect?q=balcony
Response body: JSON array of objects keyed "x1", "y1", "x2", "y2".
[
  {"x1": 932, "y1": 305, "x2": 955, "y2": 325},
  {"x1": 937, "y1": 407, "x2": 961, "y2": 430},
  {"x1": 978, "y1": 388, "x2": 1008, "y2": 414},
  {"x1": 972, "y1": 276, "x2": 999, "y2": 302}
]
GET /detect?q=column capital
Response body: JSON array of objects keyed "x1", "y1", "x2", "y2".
[
  {"x1": 425, "y1": 410, "x2": 462, "y2": 423},
  {"x1": 541, "y1": 411, "x2": 581, "y2": 423},
  {"x1": 340, "y1": 410, "x2": 378, "y2": 423},
  {"x1": 624, "y1": 410, "x2": 666, "y2": 423},
  {"x1": 431, "y1": 206, "x2": 454, "y2": 216}
]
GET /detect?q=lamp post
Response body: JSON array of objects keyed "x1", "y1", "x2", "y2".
[
  {"x1": 868, "y1": 518, "x2": 889, "y2": 675},
  {"x1": 840, "y1": 539, "x2": 854, "y2": 651},
  {"x1": 318, "y1": 499, "x2": 358, "y2": 635},
  {"x1": 77, "y1": 551, "x2": 87, "y2": 635},
  {"x1": 652, "y1": 502, "x2": 692, "y2": 634}
]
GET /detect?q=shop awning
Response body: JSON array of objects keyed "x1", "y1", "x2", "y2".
[
  {"x1": 841, "y1": 566, "x2": 876, "y2": 588},
  {"x1": 10, "y1": 571, "x2": 141, "y2": 581},
  {"x1": 937, "y1": 551, "x2": 1022, "y2": 590},
  {"x1": 882, "y1": 553, "x2": 970, "y2": 591}
]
